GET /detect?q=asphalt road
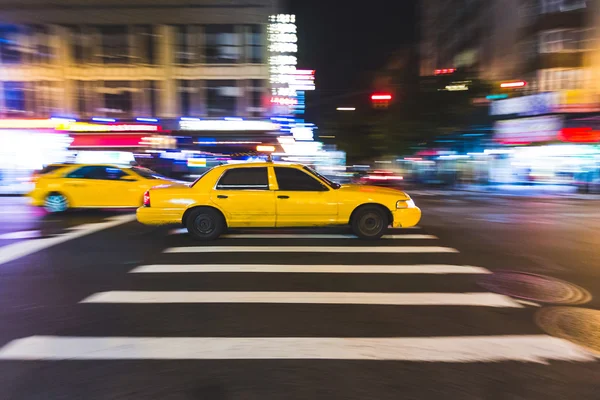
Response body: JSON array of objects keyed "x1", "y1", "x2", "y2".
[{"x1": 0, "y1": 194, "x2": 599, "y2": 399}]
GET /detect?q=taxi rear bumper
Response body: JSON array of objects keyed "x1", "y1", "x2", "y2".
[{"x1": 136, "y1": 207, "x2": 183, "y2": 225}]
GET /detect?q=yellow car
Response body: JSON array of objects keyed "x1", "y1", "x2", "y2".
[
  {"x1": 137, "y1": 162, "x2": 421, "y2": 240},
  {"x1": 30, "y1": 164, "x2": 175, "y2": 213}
]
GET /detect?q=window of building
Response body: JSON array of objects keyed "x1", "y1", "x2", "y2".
[
  {"x1": 248, "y1": 79, "x2": 265, "y2": 117},
  {"x1": 99, "y1": 26, "x2": 129, "y2": 64},
  {"x1": 70, "y1": 26, "x2": 88, "y2": 63},
  {"x1": 76, "y1": 81, "x2": 86, "y2": 116},
  {"x1": 148, "y1": 81, "x2": 158, "y2": 117},
  {"x1": 216, "y1": 167, "x2": 269, "y2": 190},
  {"x1": 136, "y1": 25, "x2": 156, "y2": 64},
  {"x1": 206, "y1": 80, "x2": 239, "y2": 116},
  {"x1": 540, "y1": 68, "x2": 586, "y2": 91},
  {"x1": 178, "y1": 80, "x2": 192, "y2": 116},
  {"x1": 30, "y1": 25, "x2": 52, "y2": 64},
  {"x1": 274, "y1": 167, "x2": 327, "y2": 191},
  {"x1": 205, "y1": 25, "x2": 242, "y2": 64},
  {"x1": 175, "y1": 25, "x2": 196, "y2": 64},
  {"x1": 0, "y1": 25, "x2": 23, "y2": 64},
  {"x1": 246, "y1": 25, "x2": 263, "y2": 64},
  {"x1": 4, "y1": 82, "x2": 26, "y2": 114},
  {"x1": 540, "y1": 29, "x2": 596, "y2": 52},
  {"x1": 100, "y1": 81, "x2": 133, "y2": 116}
]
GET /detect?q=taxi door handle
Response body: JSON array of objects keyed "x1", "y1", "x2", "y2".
[
  {"x1": 278, "y1": 195, "x2": 290, "y2": 199},
  {"x1": 217, "y1": 195, "x2": 228, "y2": 199}
]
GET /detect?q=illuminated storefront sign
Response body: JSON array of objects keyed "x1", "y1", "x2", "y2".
[
  {"x1": 269, "y1": 14, "x2": 299, "y2": 114},
  {"x1": 69, "y1": 134, "x2": 152, "y2": 148},
  {"x1": 558, "y1": 127, "x2": 600, "y2": 143},
  {"x1": 494, "y1": 116, "x2": 563, "y2": 144},
  {"x1": 179, "y1": 119, "x2": 280, "y2": 131},
  {"x1": 0, "y1": 119, "x2": 60, "y2": 129},
  {"x1": 58, "y1": 122, "x2": 160, "y2": 132},
  {"x1": 491, "y1": 93, "x2": 558, "y2": 117}
]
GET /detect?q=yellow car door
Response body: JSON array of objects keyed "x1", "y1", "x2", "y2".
[
  {"x1": 209, "y1": 166, "x2": 276, "y2": 228},
  {"x1": 101, "y1": 166, "x2": 143, "y2": 207},
  {"x1": 61, "y1": 165, "x2": 112, "y2": 207},
  {"x1": 273, "y1": 166, "x2": 338, "y2": 227}
]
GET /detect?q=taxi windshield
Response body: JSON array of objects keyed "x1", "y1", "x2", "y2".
[{"x1": 303, "y1": 166, "x2": 341, "y2": 189}]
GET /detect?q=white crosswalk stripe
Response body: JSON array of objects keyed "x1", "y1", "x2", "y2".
[
  {"x1": 130, "y1": 264, "x2": 491, "y2": 274},
  {"x1": 0, "y1": 335, "x2": 595, "y2": 362},
  {"x1": 81, "y1": 291, "x2": 523, "y2": 307},
  {"x1": 1, "y1": 229, "x2": 595, "y2": 366},
  {"x1": 164, "y1": 246, "x2": 459, "y2": 254}
]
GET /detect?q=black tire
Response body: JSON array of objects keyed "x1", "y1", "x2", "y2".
[
  {"x1": 185, "y1": 207, "x2": 225, "y2": 241},
  {"x1": 351, "y1": 206, "x2": 388, "y2": 240},
  {"x1": 44, "y1": 192, "x2": 69, "y2": 213}
]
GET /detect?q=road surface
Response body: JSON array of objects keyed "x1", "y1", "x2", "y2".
[{"x1": 0, "y1": 195, "x2": 599, "y2": 399}]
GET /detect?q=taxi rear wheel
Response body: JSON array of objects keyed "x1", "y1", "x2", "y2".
[
  {"x1": 185, "y1": 207, "x2": 225, "y2": 241},
  {"x1": 44, "y1": 193, "x2": 69, "y2": 213},
  {"x1": 352, "y1": 206, "x2": 388, "y2": 240}
]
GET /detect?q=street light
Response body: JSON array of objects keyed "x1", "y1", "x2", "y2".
[{"x1": 337, "y1": 107, "x2": 356, "y2": 111}]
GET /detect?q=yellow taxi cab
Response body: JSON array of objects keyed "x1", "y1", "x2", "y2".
[
  {"x1": 137, "y1": 162, "x2": 421, "y2": 240},
  {"x1": 29, "y1": 164, "x2": 175, "y2": 213}
]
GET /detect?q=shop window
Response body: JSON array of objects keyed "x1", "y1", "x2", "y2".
[
  {"x1": 207, "y1": 80, "x2": 239, "y2": 116},
  {"x1": 100, "y1": 81, "x2": 133, "y2": 116}
]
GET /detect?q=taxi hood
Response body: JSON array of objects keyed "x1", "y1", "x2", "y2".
[{"x1": 338, "y1": 184, "x2": 411, "y2": 200}]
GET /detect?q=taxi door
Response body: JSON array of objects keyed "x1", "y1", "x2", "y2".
[
  {"x1": 61, "y1": 165, "x2": 112, "y2": 207},
  {"x1": 273, "y1": 166, "x2": 338, "y2": 227},
  {"x1": 209, "y1": 166, "x2": 276, "y2": 228}
]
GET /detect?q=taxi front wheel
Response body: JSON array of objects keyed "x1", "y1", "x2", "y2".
[
  {"x1": 352, "y1": 206, "x2": 387, "y2": 240},
  {"x1": 186, "y1": 207, "x2": 225, "y2": 241},
  {"x1": 44, "y1": 193, "x2": 69, "y2": 213}
]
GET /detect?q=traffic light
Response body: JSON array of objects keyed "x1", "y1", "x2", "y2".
[{"x1": 371, "y1": 93, "x2": 392, "y2": 109}]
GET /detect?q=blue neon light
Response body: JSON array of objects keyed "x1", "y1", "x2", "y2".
[
  {"x1": 92, "y1": 117, "x2": 116, "y2": 122},
  {"x1": 136, "y1": 117, "x2": 159, "y2": 123}
]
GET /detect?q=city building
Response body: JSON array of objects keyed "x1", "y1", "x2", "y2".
[
  {"x1": 420, "y1": 0, "x2": 595, "y2": 91},
  {"x1": 0, "y1": 0, "x2": 280, "y2": 119}
]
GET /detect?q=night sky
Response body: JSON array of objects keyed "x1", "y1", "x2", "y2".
[{"x1": 289, "y1": 0, "x2": 418, "y2": 121}]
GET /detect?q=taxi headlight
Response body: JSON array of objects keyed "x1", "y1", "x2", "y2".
[{"x1": 396, "y1": 199, "x2": 416, "y2": 209}]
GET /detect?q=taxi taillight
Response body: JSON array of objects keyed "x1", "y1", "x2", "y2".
[{"x1": 143, "y1": 191, "x2": 151, "y2": 207}]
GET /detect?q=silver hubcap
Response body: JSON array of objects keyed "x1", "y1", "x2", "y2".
[
  {"x1": 360, "y1": 212, "x2": 383, "y2": 235},
  {"x1": 45, "y1": 195, "x2": 68, "y2": 213}
]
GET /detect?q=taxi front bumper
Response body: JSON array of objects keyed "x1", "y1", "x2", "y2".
[{"x1": 391, "y1": 207, "x2": 421, "y2": 228}]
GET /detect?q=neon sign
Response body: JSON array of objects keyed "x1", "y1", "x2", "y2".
[{"x1": 58, "y1": 122, "x2": 160, "y2": 132}]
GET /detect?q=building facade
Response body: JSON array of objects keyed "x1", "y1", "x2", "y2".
[
  {"x1": 420, "y1": 0, "x2": 596, "y2": 93},
  {"x1": 0, "y1": 0, "x2": 279, "y2": 119}
]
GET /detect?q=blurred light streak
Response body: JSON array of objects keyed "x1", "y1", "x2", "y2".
[{"x1": 500, "y1": 81, "x2": 527, "y2": 88}]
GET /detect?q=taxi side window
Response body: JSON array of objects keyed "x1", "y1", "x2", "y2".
[
  {"x1": 216, "y1": 167, "x2": 269, "y2": 190},
  {"x1": 274, "y1": 167, "x2": 327, "y2": 191},
  {"x1": 66, "y1": 166, "x2": 126, "y2": 180}
]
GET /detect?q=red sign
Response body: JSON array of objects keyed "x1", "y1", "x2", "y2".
[
  {"x1": 69, "y1": 134, "x2": 151, "y2": 148},
  {"x1": 558, "y1": 127, "x2": 600, "y2": 143}
]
